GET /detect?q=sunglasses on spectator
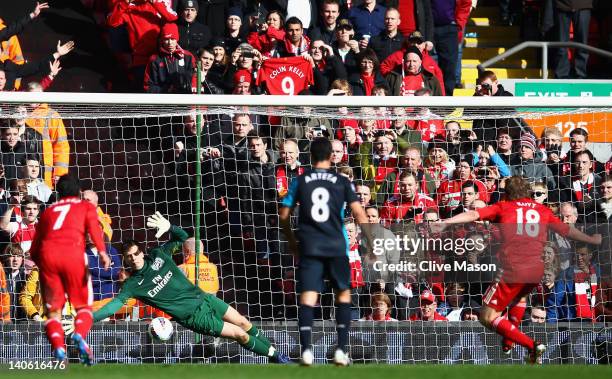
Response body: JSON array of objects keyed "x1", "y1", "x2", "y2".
[{"x1": 533, "y1": 191, "x2": 546, "y2": 197}]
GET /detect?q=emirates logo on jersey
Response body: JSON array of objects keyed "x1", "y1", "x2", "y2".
[{"x1": 151, "y1": 257, "x2": 164, "y2": 271}]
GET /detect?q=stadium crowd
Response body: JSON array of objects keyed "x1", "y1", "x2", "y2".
[{"x1": 0, "y1": 0, "x2": 611, "y2": 329}]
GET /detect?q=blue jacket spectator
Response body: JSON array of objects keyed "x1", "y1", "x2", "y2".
[
  {"x1": 87, "y1": 244, "x2": 122, "y2": 301},
  {"x1": 471, "y1": 151, "x2": 511, "y2": 177},
  {"x1": 347, "y1": 0, "x2": 386, "y2": 40},
  {"x1": 546, "y1": 260, "x2": 599, "y2": 323}
]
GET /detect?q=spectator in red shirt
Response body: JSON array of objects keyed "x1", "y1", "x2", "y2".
[
  {"x1": 247, "y1": 10, "x2": 285, "y2": 57},
  {"x1": 386, "y1": 46, "x2": 443, "y2": 96},
  {"x1": 409, "y1": 290, "x2": 448, "y2": 321},
  {"x1": 437, "y1": 158, "x2": 488, "y2": 217},
  {"x1": 380, "y1": 31, "x2": 445, "y2": 95},
  {"x1": 380, "y1": 171, "x2": 437, "y2": 225},
  {"x1": 107, "y1": 0, "x2": 177, "y2": 90}
]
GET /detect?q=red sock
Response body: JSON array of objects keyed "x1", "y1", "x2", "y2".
[
  {"x1": 492, "y1": 316, "x2": 535, "y2": 350},
  {"x1": 503, "y1": 301, "x2": 527, "y2": 348},
  {"x1": 74, "y1": 308, "x2": 94, "y2": 339},
  {"x1": 45, "y1": 318, "x2": 65, "y2": 351},
  {"x1": 507, "y1": 301, "x2": 527, "y2": 325}
]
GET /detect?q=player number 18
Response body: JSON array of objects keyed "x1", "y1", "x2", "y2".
[{"x1": 515, "y1": 208, "x2": 540, "y2": 237}]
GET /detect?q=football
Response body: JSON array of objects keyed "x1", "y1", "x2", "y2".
[{"x1": 148, "y1": 317, "x2": 174, "y2": 342}]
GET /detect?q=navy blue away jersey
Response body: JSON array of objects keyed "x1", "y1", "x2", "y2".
[{"x1": 281, "y1": 168, "x2": 359, "y2": 257}]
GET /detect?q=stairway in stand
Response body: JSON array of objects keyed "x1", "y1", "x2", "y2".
[{"x1": 454, "y1": 4, "x2": 547, "y2": 96}]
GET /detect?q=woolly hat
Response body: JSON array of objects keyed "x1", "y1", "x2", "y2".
[
  {"x1": 404, "y1": 45, "x2": 423, "y2": 61},
  {"x1": 160, "y1": 23, "x2": 179, "y2": 40},
  {"x1": 227, "y1": 6, "x2": 243, "y2": 20},
  {"x1": 520, "y1": 133, "x2": 537, "y2": 151}
]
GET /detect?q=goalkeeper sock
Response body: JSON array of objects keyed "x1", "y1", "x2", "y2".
[
  {"x1": 240, "y1": 335, "x2": 274, "y2": 357},
  {"x1": 45, "y1": 318, "x2": 66, "y2": 351},
  {"x1": 492, "y1": 316, "x2": 535, "y2": 350},
  {"x1": 298, "y1": 304, "x2": 314, "y2": 352},
  {"x1": 503, "y1": 301, "x2": 527, "y2": 349},
  {"x1": 247, "y1": 325, "x2": 278, "y2": 359},
  {"x1": 74, "y1": 308, "x2": 94, "y2": 339},
  {"x1": 336, "y1": 302, "x2": 351, "y2": 352}
]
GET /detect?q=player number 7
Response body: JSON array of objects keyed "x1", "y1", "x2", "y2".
[{"x1": 52, "y1": 204, "x2": 71, "y2": 230}]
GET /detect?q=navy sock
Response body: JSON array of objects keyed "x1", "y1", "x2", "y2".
[
  {"x1": 336, "y1": 302, "x2": 351, "y2": 352},
  {"x1": 298, "y1": 304, "x2": 314, "y2": 352}
]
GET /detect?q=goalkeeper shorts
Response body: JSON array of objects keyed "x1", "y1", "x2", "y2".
[{"x1": 179, "y1": 293, "x2": 229, "y2": 336}]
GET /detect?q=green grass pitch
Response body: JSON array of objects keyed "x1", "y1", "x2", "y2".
[{"x1": 3, "y1": 364, "x2": 612, "y2": 379}]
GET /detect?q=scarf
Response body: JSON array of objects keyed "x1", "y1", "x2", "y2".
[
  {"x1": 360, "y1": 73, "x2": 375, "y2": 96},
  {"x1": 276, "y1": 164, "x2": 304, "y2": 197},
  {"x1": 372, "y1": 154, "x2": 398, "y2": 183},
  {"x1": 349, "y1": 243, "x2": 364, "y2": 288},
  {"x1": 572, "y1": 173, "x2": 594, "y2": 201},
  {"x1": 574, "y1": 265, "x2": 597, "y2": 320},
  {"x1": 159, "y1": 43, "x2": 185, "y2": 59},
  {"x1": 283, "y1": 35, "x2": 310, "y2": 56}
]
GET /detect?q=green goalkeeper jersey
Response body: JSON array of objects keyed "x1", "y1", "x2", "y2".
[{"x1": 93, "y1": 226, "x2": 207, "y2": 322}]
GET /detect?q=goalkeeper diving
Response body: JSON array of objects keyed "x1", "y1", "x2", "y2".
[{"x1": 93, "y1": 212, "x2": 291, "y2": 363}]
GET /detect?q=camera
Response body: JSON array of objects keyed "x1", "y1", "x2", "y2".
[
  {"x1": 547, "y1": 144, "x2": 561, "y2": 157},
  {"x1": 459, "y1": 129, "x2": 473, "y2": 140},
  {"x1": 476, "y1": 83, "x2": 492, "y2": 96},
  {"x1": 311, "y1": 125, "x2": 328, "y2": 138},
  {"x1": 241, "y1": 51, "x2": 255, "y2": 59}
]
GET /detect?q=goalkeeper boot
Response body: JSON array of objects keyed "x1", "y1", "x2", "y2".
[
  {"x1": 333, "y1": 349, "x2": 350, "y2": 367},
  {"x1": 52, "y1": 347, "x2": 66, "y2": 361},
  {"x1": 526, "y1": 343, "x2": 546, "y2": 365},
  {"x1": 300, "y1": 349, "x2": 314, "y2": 366},
  {"x1": 72, "y1": 333, "x2": 94, "y2": 366},
  {"x1": 274, "y1": 352, "x2": 292, "y2": 364}
]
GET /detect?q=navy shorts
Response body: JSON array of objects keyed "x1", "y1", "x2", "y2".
[{"x1": 297, "y1": 255, "x2": 351, "y2": 293}]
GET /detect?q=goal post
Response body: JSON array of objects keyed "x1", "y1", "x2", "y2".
[{"x1": 0, "y1": 92, "x2": 610, "y2": 364}]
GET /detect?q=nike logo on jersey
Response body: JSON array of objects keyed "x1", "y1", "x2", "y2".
[{"x1": 138, "y1": 279, "x2": 145, "y2": 285}]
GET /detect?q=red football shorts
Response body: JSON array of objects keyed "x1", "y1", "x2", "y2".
[
  {"x1": 482, "y1": 280, "x2": 536, "y2": 312},
  {"x1": 38, "y1": 251, "x2": 92, "y2": 312}
]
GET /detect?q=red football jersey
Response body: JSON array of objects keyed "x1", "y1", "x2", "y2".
[
  {"x1": 257, "y1": 56, "x2": 314, "y2": 95},
  {"x1": 476, "y1": 198, "x2": 570, "y2": 281},
  {"x1": 29, "y1": 196, "x2": 106, "y2": 261}
]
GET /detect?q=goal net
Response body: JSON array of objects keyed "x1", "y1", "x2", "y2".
[{"x1": 0, "y1": 93, "x2": 610, "y2": 365}]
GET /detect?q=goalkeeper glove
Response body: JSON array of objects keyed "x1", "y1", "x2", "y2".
[{"x1": 147, "y1": 211, "x2": 171, "y2": 238}]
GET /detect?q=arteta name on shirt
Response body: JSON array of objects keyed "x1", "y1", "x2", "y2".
[{"x1": 304, "y1": 172, "x2": 338, "y2": 183}]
